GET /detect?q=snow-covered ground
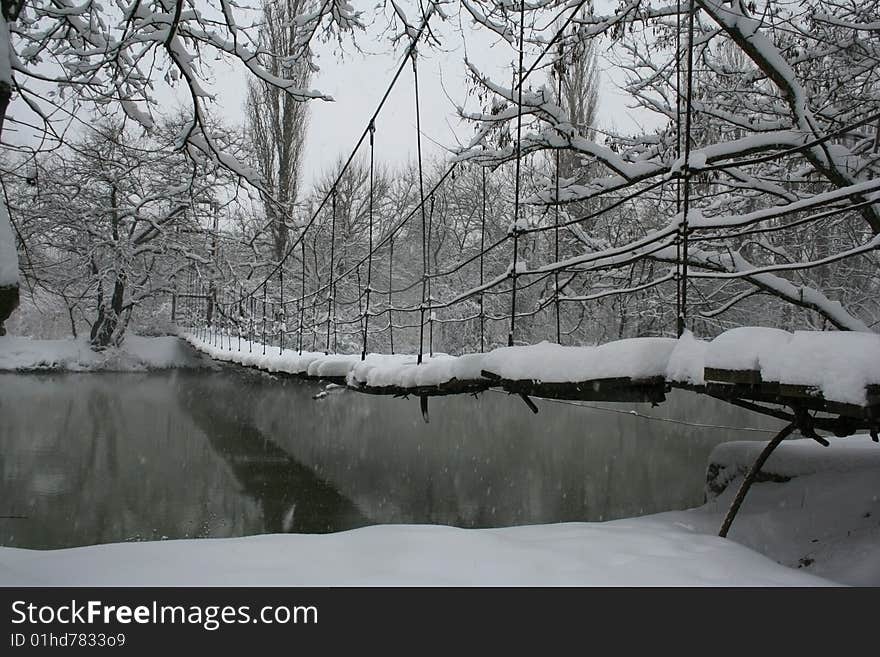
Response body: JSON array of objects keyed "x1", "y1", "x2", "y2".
[
  {"x1": 0, "y1": 335, "x2": 209, "y2": 371},
  {"x1": 1, "y1": 437, "x2": 876, "y2": 586},
  {"x1": 692, "y1": 436, "x2": 880, "y2": 586},
  {"x1": 0, "y1": 520, "x2": 832, "y2": 587}
]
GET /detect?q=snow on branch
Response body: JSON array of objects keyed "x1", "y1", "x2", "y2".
[{"x1": 6, "y1": 0, "x2": 351, "y2": 161}]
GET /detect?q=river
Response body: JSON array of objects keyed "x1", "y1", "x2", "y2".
[{"x1": 0, "y1": 369, "x2": 780, "y2": 548}]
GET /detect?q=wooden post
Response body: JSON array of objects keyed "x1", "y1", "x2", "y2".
[{"x1": 719, "y1": 422, "x2": 795, "y2": 537}]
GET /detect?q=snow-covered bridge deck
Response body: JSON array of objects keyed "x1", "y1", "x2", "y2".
[{"x1": 182, "y1": 328, "x2": 880, "y2": 435}]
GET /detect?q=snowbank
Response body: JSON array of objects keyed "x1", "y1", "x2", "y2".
[
  {"x1": 681, "y1": 437, "x2": 880, "y2": 586},
  {"x1": 707, "y1": 435, "x2": 880, "y2": 495},
  {"x1": 0, "y1": 335, "x2": 208, "y2": 371},
  {"x1": 0, "y1": 518, "x2": 832, "y2": 587}
]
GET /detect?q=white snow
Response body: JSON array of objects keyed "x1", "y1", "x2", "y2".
[
  {"x1": 0, "y1": 200, "x2": 18, "y2": 287},
  {"x1": 480, "y1": 338, "x2": 678, "y2": 382},
  {"x1": 0, "y1": 335, "x2": 208, "y2": 371},
  {"x1": 185, "y1": 329, "x2": 880, "y2": 406},
  {"x1": 185, "y1": 334, "x2": 682, "y2": 386},
  {"x1": 760, "y1": 331, "x2": 880, "y2": 406},
  {"x1": 708, "y1": 435, "x2": 880, "y2": 487},
  {"x1": 686, "y1": 436, "x2": 880, "y2": 586},
  {"x1": 0, "y1": 517, "x2": 833, "y2": 587},
  {"x1": 349, "y1": 352, "x2": 487, "y2": 388},
  {"x1": 704, "y1": 326, "x2": 793, "y2": 372},
  {"x1": 702, "y1": 328, "x2": 880, "y2": 405},
  {"x1": 665, "y1": 330, "x2": 708, "y2": 385},
  {"x1": 181, "y1": 332, "x2": 362, "y2": 377}
]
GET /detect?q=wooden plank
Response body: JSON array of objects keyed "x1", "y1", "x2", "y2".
[
  {"x1": 481, "y1": 372, "x2": 668, "y2": 403},
  {"x1": 704, "y1": 367, "x2": 762, "y2": 385},
  {"x1": 704, "y1": 381, "x2": 871, "y2": 419},
  {"x1": 348, "y1": 378, "x2": 491, "y2": 398}
]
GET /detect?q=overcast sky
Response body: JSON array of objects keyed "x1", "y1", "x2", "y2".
[
  {"x1": 211, "y1": 2, "x2": 664, "y2": 189},
  {"x1": 5, "y1": 1, "x2": 664, "y2": 190}
]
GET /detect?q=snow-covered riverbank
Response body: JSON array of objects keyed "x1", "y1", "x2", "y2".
[
  {"x1": 0, "y1": 335, "x2": 209, "y2": 371},
  {"x1": 1, "y1": 437, "x2": 876, "y2": 586}
]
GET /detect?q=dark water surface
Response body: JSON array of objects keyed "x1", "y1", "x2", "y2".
[{"x1": 0, "y1": 369, "x2": 780, "y2": 549}]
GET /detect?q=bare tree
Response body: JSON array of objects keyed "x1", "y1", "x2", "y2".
[
  {"x1": 0, "y1": 0, "x2": 23, "y2": 332},
  {"x1": 7, "y1": 117, "x2": 243, "y2": 346},
  {"x1": 550, "y1": 10, "x2": 600, "y2": 182},
  {"x1": 0, "y1": 0, "x2": 365, "y2": 333},
  {"x1": 247, "y1": 0, "x2": 314, "y2": 264}
]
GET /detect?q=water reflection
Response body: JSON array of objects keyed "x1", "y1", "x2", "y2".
[
  {"x1": 183, "y1": 386, "x2": 369, "y2": 533},
  {"x1": 0, "y1": 369, "x2": 781, "y2": 549}
]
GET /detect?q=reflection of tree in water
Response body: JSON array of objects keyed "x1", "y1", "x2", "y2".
[
  {"x1": 1, "y1": 374, "x2": 263, "y2": 548},
  {"x1": 181, "y1": 387, "x2": 370, "y2": 534}
]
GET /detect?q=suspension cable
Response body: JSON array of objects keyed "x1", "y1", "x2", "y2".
[
  {"x1": 326, "y1": 188, "x2": 337, "y2": 354},
  {"x1": 508, "y1": 0, "x2": 527, "y2": 348},
  {"x1": 554, "y1": 38, "x2": 563, "y2": 345},
  {"x1": 678, "y1": 0, "x2": 696, "y2": 337},
  {"x1": 480, "y1": 166, "x2": 486, "y2": 352},
  {"x1": 413, "y1": 47, "x2": 429, "y2": 364},
  {"x1": 388, "y1": 235, "x2": 395, "y2": 354},
  {"x1": 362, "y1": 120, "x2": 376, "y2": 361}
]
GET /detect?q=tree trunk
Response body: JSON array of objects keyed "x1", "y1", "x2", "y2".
[
  {"x1": 0, "y1": 70, "x2": 19, "y2": 334},
  {"x1": 0, "y1": 283, "x2": 17, "y2": 335},
  {"x1": 90, "y1": 272, "x2": 126, "y2": 348}
]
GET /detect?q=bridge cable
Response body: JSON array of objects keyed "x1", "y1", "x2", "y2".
[
  {"x1": 554, "y1": 38, "x2": 563, "y2": 345},
  {"x1": 233, "y1": 0, "x2": 625, "y2": 350},
  {"x1": 326, "y1": 188, "x2": 337, "y2": 354},
  {"x1": 262, "y1": 282, "x2": 267, "y2": 355},
  {"x1": 678, "y1": 0, "x2": 696, "y2": 337},
  {"x1": 298, "y1": 239, "x2": 306, "y2": 355},
  {"x1": 480, "y1": 166, "x2": 486, "y2": 352},
  {"x1": 428, "y1": 193, "x2": 435, "y2": 357},
  {"x1": 388, "y1": 235, "x2": 395, "y2": 354},
  {"x1": 264, "y1": 2, "x2": 596, "y2": 325},
  {"x1": 413, "y1": 47, "x2": 428, "y2": 364},
  {"x1": 246, "y1": 9, "x2": 439, "y2": 300},
  {"x1": 279, "y1": 266, "x2": 284, "y2": 354},
  {"x1": 362, "y1": 120, "x2": 376, "y2": 361},
  {"x1": 508, "y1": 0, "x2": 527, "y2": 348},
  {"x1": 674, "y1": 0, "x2": 683, "y2": 335}
]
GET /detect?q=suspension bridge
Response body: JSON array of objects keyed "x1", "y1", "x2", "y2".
[{"x1": 171, "y1": 2, "x2": 879, "y2": 534}]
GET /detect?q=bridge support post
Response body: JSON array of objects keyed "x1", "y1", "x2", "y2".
[{"x1": 718, "y1": 422, "x2": 795, "y2": 538}]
